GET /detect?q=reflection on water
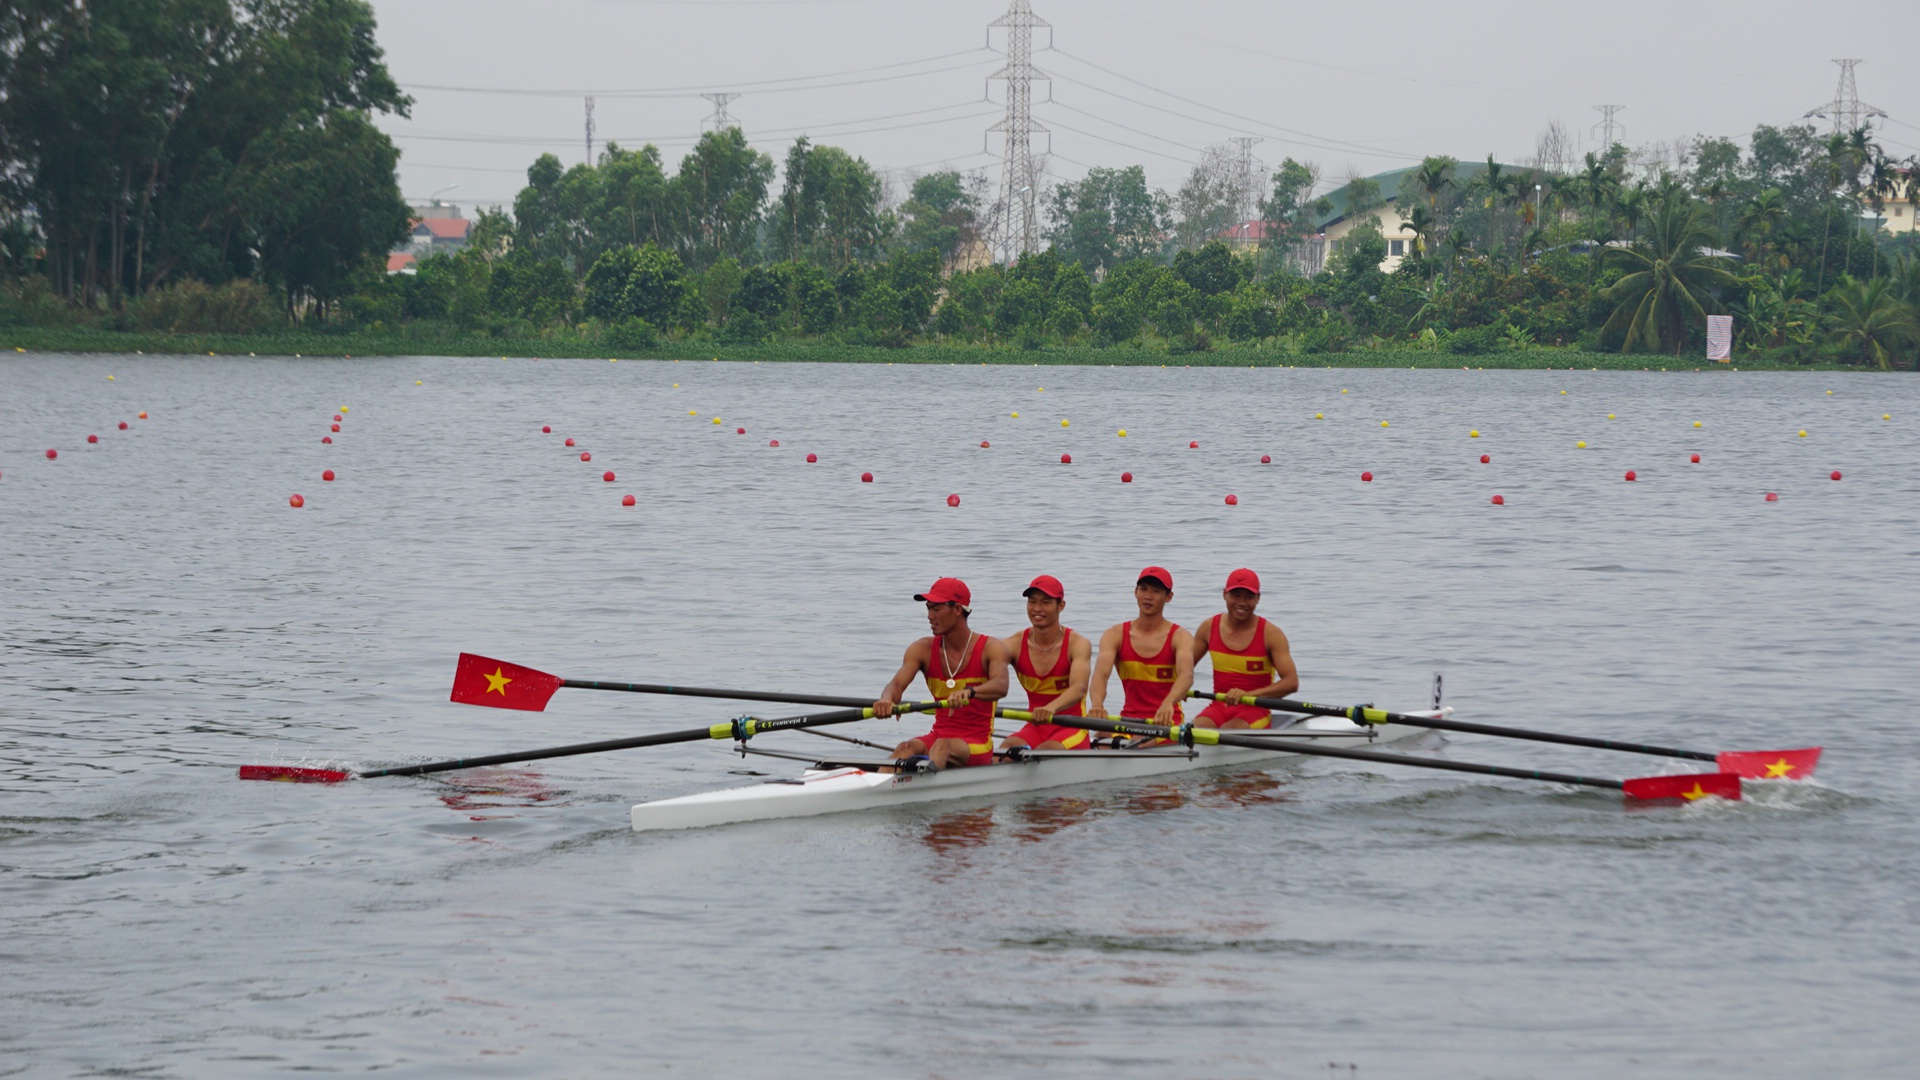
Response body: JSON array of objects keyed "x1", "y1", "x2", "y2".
[{"x1": 434, "y1": 769, "x2": 563, "y2": 818}]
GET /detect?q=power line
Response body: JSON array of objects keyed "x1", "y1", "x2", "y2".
[
  {"x1": 1805, "y1": 59, "x2": 1886, "y2": 136},
  {"x1": 1593, "y1": 105, "x2": 1624, "y2": 150},
  {"x1": 400, "y1": 49, "x2": 992, "y2": 98},
  {"x1": 386, "y1": 101, "x2": 995, "y2": 148},
  {"x1": 988, "y1": 0, "x2": 1050, "y2": 260},
  {"x1": 701, "y1": 92, "x2": 740, "y2": 133}
]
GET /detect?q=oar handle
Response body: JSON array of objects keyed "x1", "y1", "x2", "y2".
[
  {"x1": 1001, "y1": 709, "x2": 1625, "y2": 791},
  {"x1": 562, "y1": 680, "x2": 874, "y2": 710},
  {"x1": 1190, "y1": 692, "x2": 1719, "y2": 764},
  {"x1": 360, "y1": 701, "x2": 942, "y2": 779}
]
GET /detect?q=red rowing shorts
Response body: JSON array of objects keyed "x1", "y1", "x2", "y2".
[
  {"x1": 1195, "y1": 701, "x2": 1272, "y2": 728},
  {"x1": 1008, "y1": 722, "x2": 1089, "y2": 749},
  {"x1": 913, "y1": 733, "x2": 996, "y2": 766}
]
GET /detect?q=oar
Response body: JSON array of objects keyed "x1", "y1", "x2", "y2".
[
  {"x1": 995, "y1": 709, "x2": 1740, "y2": 802},
  {"x1": 1189, "y1": 692, "x2": 1820, "y2": 781},
  {"x1": 237, "y1": 701, "x2": 942, "y2": 784},
  {"x1": 447, "y1": 653, "x2": 878, "y2": 712}
]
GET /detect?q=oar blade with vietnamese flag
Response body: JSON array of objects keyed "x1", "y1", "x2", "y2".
[
  {"x1": 1620, "y1": 772, "x2": 1743, "y2": 802},
  {"x1": 449, "y1": 653, "x2": 566, "y2": 712},
  {"x1": 1715, "y1": 747, "x2": 1821, "y2": 780},
  {"x1": 237, "y1": 764, "x2": 353, "y2": 784}
]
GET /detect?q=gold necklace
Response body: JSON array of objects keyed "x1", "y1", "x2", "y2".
[{"x1": 937, "y1": 631, "x2": 975, "y2": 690}]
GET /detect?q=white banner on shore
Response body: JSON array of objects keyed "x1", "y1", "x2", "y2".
[{"x1": 1706, "y1": 315, "x2": 1733, "y2": 361}]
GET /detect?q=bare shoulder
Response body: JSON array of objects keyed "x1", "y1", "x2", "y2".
[
  {"x1": 1265, "y1": 620, "x2": 1293, "y2": 647},
  {"x1": 1068, "y1": 630, "x2": 1095, "y2": 656},
  {"x1": 999, "y1": 629, "x2": 1025, "y2": 652},
  {"x1": 1172, "y1": 624, "x2": 1198, "y2": 647},
  {"x1": 983, "y1": 634, "x2": 1013, "y2": 660}
]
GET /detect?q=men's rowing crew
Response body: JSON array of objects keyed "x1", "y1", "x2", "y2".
[{"x1": 873, "y1": 566, "x2": 1300, "y2": 770}]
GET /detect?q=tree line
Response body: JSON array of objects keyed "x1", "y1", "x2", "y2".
[{"x1": 4, "y1": 3, "x2": 1917, "y2": 367}]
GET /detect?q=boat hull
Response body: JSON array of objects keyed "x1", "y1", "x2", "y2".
[{"x1": 630, "y1": 715, "x2": 1435, "y2": 832}]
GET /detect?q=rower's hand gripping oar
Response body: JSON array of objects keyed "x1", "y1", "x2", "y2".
[
  {"x1": 237, "y1": 701, "x2": 944, "y2": 784},
  {"x1": 1189, "y1": 692, "x2": 1820, "y2": 781},
  {"x1": 995, "y1": 709, "x2": 1741, "y2": 803}
]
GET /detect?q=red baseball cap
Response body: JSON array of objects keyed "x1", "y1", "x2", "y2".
[
  {"x1": 1137, "y1": 566, "x2": 1173, "y2": 590},
  {"x1": 1224, "y1": 568, "x2": 1261, "y2": 594},
  {"x1": 1023, "y1": 574, "x2": 1065, "y2": 600},
  {"x1": 915, "y1": 577, "x2": 972, "y2": 607}
]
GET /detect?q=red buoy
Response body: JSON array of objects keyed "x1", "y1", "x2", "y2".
[
  {"x1": 1189, "y1": 441, "x2": 1199, "y2": 449},
  {"x1": 1360, "y1": 471, "x2": 1373, "y2": 482},
  {"x1": 980, "y1": 440, "x2": 990, "y2": 448},
  {"x1": 564, "y1": 437, "x2": 575, "y2": 447},
  {"x1": 1060, "y1": 453, "x2": 1072, "y2": 464},
  {"x1": 1690, "y1": 454, "x2": 1701, "y2": 464},
  {"x1": 118, "y1": 421, "x2": 128, "y2": 430},
  {"x1": 947, "y1": 494, "x2": 961, "y2": 507},
  {"x1": 861, "y1": 472, "x2": 873, "y2": 483},
  {"x1": 1224, "y1": 494, "x2": 1239, "y2": 505},
  {"x1": 289, "y1": 494, "x2": 304, "y2": 508},
  {"x1": 330, "y1": 423, "x2": 340, "y2": 432},
  {"x1": 45, "y1": 448, "x2": 57, "y2": 459},
  {"x1": 321, "y1": 436, "x2": 331, "y2": 444},
  {"x1": 1624, "y1": 470, "x2": 1637, "y2": 482},
  {"x1": 333, "y1": 415, "x2": 342, "y2": 422},
  {"x1": 321, "y1": 469, "x2": 335, "y2": 482},
  {"x1": 806, "y1": 453, "x2": 818, "y2": 463},
  {"x1": 769, "y1": 439, "x2": 780, "y2": 447},
  {"x1": 1765, "y1": 492, "x2": 1779, "y2": 502},
  {"x1": 622, "y1": 494, "x2": 637, "y2": 506},
  {"x1": 1260, "y1": 455, "x2": 1271, "y2": 464},
  {"x1": 87, "y1": 434, "x2": 98, "y2": 443},
  {"x1": 1830, "y1": 470, "x2": 1842, "y2": 481},
  {"x1": 580, "y1": 451, "x2": 591, "y2": 462},
  {"x1": 603, "y1": 471, "x2": 616, "y2": 482},
  {"x1": 138, "y1": 412, "x2": 147, "y2": 419},
  {"x1": 1491, "y1": 494, "x2": 1505, "y2": 505},
  {"x1": 1480, "y1": 454, "x2": 1490, "y2": 464},
  {"x1": 1121, "y1": 472, "x2": 1133, "y2": 483},
  {"x1": 543, "y1": 426, "x2": 551, "y2": 433},
  {"x1": 736, "y1": 427, "x2": 745, "y2": 435}
]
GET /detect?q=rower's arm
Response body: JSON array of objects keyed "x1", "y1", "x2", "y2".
[
  {"x1": 973, "y1": 637, "x2": 1012, "y2": 702},
  {"x1": 1157, "y1": 627, "x2": 1199, "y2": 725},
  {"x1": 1055, "y1": 632, "x2": 1094, "y2": 713},
  {"x1": 873, "y1": 640, "x2": 927, "y2": 718},
  {"x1": 1246, "y1": 624, "x2": 1300, "y2": 699},
  {"x1": 1083, "y1": 624, "x2": 1122, "y2": 718}
]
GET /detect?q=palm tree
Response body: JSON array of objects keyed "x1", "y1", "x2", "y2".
[
  {"x1": 1413, "y1": 156, "x2": 1457, "y2": 212},
  {"x1": 1401, "y1": 204, "x2": 1439, "y2": 257},
  {"x1": 1476, "y1": 155, "x2": 1518, "y2": 255},
  {"x1": 1823, "y1": 275, "x2": 1919, "y2": 370},
  {"x1": 1737, "y1": 188, "x2": 1788, "y2": 269},
  {"x1": 1600, "y1": 196, "x2": 1736, "y2": 354}
]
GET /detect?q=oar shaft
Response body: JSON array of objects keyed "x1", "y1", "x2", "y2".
[
  {"x1": 1192, "y1": 693, "x2": 1719, "y2": 764},
  {"x1": 562, "y1": 679, "x2": 873, "y2": 710},
  {"x1": 997, "y1": 709, "x2": 1624, "y2": 791},
  {"x1": 361, "y1": 702, "x2": 937, "y2": 779}
]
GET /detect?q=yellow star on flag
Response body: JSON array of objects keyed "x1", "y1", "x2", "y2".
[
  {"x1": 1764, "y1": 758, "x2": 1795, "y2": 778},
  {"x1": 484, "y1": 667, "x2": 513, "y2": 696},
  {"x1": 1682, "y1": 783, "x2": 1709, "y2": 800}
]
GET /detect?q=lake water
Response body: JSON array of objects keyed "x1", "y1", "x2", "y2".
[{"x1": 3, "y1": 353, "x2": 1917, "y2": 1078}]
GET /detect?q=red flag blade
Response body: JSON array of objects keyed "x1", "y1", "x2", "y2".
[
  {"x1": 450, "y1": 653, "x2": 564, "y2": 711},
  {"x1": 1621, "y1": 772, "x2": 1742, "y2": 802},
  {"x1": 238, "y1": 765, "x2": 351, "y2": 783},
  {"x1": 1715, "y1": 747, "x2": 1821, "y2": 780}
]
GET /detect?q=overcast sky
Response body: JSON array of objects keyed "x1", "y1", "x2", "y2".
[{"x1": 370, "y1": 0, "x2": 1918, "y2": 213}]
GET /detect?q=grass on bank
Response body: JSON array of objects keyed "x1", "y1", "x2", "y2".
[{"x1": 0, "y1": 325, "x2": 1861, "y2": 371}]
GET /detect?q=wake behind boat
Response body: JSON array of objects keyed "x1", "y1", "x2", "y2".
[{"x1": 628, "y1": 712, "x2": 1437, "y2": 832}]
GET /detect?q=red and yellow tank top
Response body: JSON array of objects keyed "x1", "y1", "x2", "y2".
[
  {"x1": 1117, "y1": 620, "x2": 1183, "y2": 721},
  {"x1": 1016, "y1": 628, "x2": 1082, "y2": 717},
  {"x1": 923, "y1": 633, "x2": 994, "y2": 741},
  {"x1": 1206, "y1": 614, "x2": 1272, "y2": 722}
]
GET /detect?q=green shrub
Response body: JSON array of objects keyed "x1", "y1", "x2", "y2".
[
  {"x1": 606, "y1": 316, "x2": 659, "y2": 349},
  {"x1": 132, "y1": 279, "x2": 281, "y2": 334},
  {"x1": 1443, "y1": 324, "x2": 1505, "y2": 355}
]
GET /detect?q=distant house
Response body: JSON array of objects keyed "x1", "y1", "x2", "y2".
[
  {"x1": 1215, "y1": 161, "x2": 1512, "y2": 275},
  {"x1": 386, "y1": 252, "x2": 418, "y2": 274},
  {"x1": 1871, "y1": 191, "x2": 1916, "y2": 235},
  {"x1": 388, "y1": 202, "x2": 471, "y2": 273}
]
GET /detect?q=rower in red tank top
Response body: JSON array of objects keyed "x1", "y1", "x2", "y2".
[
  {"x1": 1086, "y1": 566, "x2": 1196, "y2": 732},
  {"x1": 999, "y1": 575, "x2": 1094, "y2": 753},
  {"x1": 1193, "y1": 568, "x2": 1300, "y2": 729},
  {"x1": 873, "y1": 577, "x2": 1010, "y2": 770}
]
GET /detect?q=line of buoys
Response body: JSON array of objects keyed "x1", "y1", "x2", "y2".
[{"x1": 1121, "y1": 472, "x2": 1133, "y2": 483}]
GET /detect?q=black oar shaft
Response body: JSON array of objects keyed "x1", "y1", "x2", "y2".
[
  {"x1": 1194, "y1": 693, "x2": 1719, "y2": 764},
  {"x1": 998, "y1": 709, "x2": 1624, "y2": 792},
  {"x1": 562, "y1": 679, "x2": 872, "y2": 710},
  {"x1": 360, "y1": 702, "x2": 935, "y2": 779}
]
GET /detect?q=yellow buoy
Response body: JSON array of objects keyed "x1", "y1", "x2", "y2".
[
  {"x1": 1314, "y1": 413, "x2": 1324, "y2": 420},
  {"x1": 1037, "y1": 387, "x2": 1045, "y2": 392},
  {"x1": 673, "y1": 383, "x2": 679, "y2": 387},
  {"x1": 1694, "y1": 421, "x2": 1703, "y2": 428},
  {"x1": 1885, "y1": 414, "x2": 1892, "y2": 420},
  {"x1": 1380, "y1": 421, "x2": 1389, "y2": 428},
  {"x1": 339, "y1": 407, "x2": 348, "y2": 413},
  {"x1": 1560, "y1": 390, "x2": 1567, "y2": 395},
  {"x1": 1341, "y1": 389, "x2": 1349, "y2": 394},
  {"x1": 1469, "y1": 430, "x2": 1480, "y2": 438},
  {"x1": 107, "y1": 375, "x2": 115, "y2": 381},
  {"x1": 1117, "y1": 429, "x2": 1128, "y2": 437},
  {"x1": 1798, "y1": 430, "x2": 1808, "y2": 437},
  {"x1": 689, "y1": 409, "x2": 698, "y2": 416},
  {"x1": 713, "y1": 417, "x2": 723, "y2": 425},
  {"x1": 1060, "y1": 419, "x2": 1069, "y2": 428},
  {"x1": 415, "y1": 380, "x2": 422, "y2": 385},
  {"x1": 1607, "y1": 414, "x2": 1616, "y2": 420},
  {"x1": 1576, "y1": 441, "x2": 1587, "y2": 449}
]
